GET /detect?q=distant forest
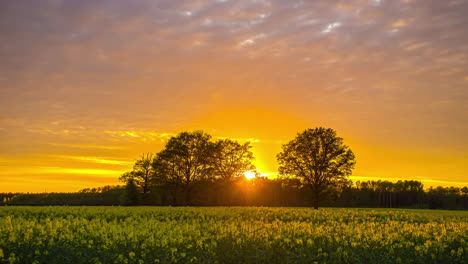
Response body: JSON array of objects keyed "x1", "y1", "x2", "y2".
[
  {"x1": 2, "y1": 179, "x2": 467, "y2": 210},
  {"x1": 3, "y1": 129, "x2": 467, "y2": 210}
]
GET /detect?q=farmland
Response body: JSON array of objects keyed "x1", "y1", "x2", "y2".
[{"x1": 0, "y1": 207, "x2": 467, "y2": 263}]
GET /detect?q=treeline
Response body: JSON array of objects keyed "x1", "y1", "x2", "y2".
[
  {"x1": 3, "y1": 129, "x2": 467, "y2": 210},
  {"x1": 1, "y1": 186, "x2": 124, "y2": 206},
  {"x1": 0, "y1": 193, "x2": 18, "y2": 206},
  {"x1": 3, "y1": 179, "x2": 468, "y2": 210},
  {"x1": 339, "y1": 181, "x2": 468, "y2": 209}
]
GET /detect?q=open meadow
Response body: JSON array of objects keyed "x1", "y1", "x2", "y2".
[{"x1": 0, "y1": 207, "x2": 466, "y2": 263}]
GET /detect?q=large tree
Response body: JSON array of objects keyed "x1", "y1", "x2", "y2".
[
  {"x1": 277, "y1": 127, "x2": 356, "y2": 209},
  {"x1": 119, "y1": 153, "x2": 155, "y2": 195},
  {"x1": 212, "y1": 139, "x2": 256, "y2": 181},
  {"x1": 152, "y1": 131, "x2": 216, "y2": 205},
  {"x1": 210, "y1": 139, "x2": 257, "y2": 205}
]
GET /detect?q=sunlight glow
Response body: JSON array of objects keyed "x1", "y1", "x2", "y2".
[{"x1": 244, "y1": 171, "x2": 257, "y2": 179}]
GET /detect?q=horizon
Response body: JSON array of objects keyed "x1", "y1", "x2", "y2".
[
  {"x1": 1, "y1": 0, "x2": 467, "y2": 192},
  {"x1": 5, "y1": 173, "x2": 467, "y2": 194}
]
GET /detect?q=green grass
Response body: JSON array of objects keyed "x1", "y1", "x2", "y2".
[{"x1": 0, "y1": 207, "x2": 467, "y2": 263}]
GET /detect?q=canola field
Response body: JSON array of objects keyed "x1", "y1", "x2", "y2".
[{"x1": 0, "y1": 207, "x2": 467, "y2": 264}]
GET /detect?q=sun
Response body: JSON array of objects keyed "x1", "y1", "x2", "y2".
[{"x1": 244, "y1": 171, "x2": 257, "y2": 179}]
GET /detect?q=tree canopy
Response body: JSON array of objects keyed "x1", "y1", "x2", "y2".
[
  {"x1": 119, "y1": 153, "x2": 155, "y2": 194},
  {"x1": 211, "y1": 139, "x2": 256, "y2": 181},
  {"x1": 277, "y1": 127, "x2": 356, "y2": 209},
  {"x1": 151, "y1": 131, "x2": 216, "y2": 204}
]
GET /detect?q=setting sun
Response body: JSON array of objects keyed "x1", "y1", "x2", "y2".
[{"x1": 244, "y1": 171, "x2": 257, "y2": 180}]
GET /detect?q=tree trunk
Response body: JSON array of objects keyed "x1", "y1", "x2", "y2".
[
  {"x1": 169, "y1": 185, "x2": 178, "y2": 206},
  {"x1": 313, "y1": 190, "x2": 320, "y2": 209},
  {"x1": 185, "y1": 185, "x2": 193, "y2": 206}
]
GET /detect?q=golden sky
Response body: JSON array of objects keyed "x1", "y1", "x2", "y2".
[{"x1": 0, "y1": 0, "x2": 467, "y2": 192}]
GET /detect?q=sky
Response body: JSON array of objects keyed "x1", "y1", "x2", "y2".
[{"x1": 0, "y1": 0, "x2": 467, "y2": 192}]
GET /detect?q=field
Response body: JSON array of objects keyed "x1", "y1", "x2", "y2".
[{"x1": 0, "y1": 207, "x2": 467, "y2": 264}]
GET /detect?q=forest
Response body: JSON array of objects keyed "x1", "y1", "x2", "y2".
[{"x1": 2, "y1": 178, "x2": 467, "y2": 209}]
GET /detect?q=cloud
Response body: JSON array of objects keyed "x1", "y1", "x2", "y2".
[
  {"x1": 47, "y1": 143, "x2": 123, "y2": 150},
  {"x1": 238, "y1": 33, "x2": 267, "y2": 47},
  {"x1": 104, "y1": 130, "x2": 265, "y2": 144},
  {"x1": 321, "y1": 22, "x2": 342, "y2": 33},
  {"x1": 0, "y1": 0, "x2": 467, "y2": 191},
  {"x1": 105, "y1": 131, "x2": 176, "y2": 142},
  {"x1": 37, "y1": 167, "x2": 123, "y2": 176},
  {"x1": 0, "y1": 166, "x2": 123, "y2": 177},
  {"x1": 215, "y1": 136, "x2": 261, "y2": 143},
  {"x1": 55, "y1": 156, "x2": 133, "y2": 166},
  {"x1": 391, "y1": 18, "x2": 412, "y2": 28}
]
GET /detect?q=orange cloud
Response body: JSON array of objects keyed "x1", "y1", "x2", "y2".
[{"x1": 0, "y1": 0, "x2": 467, "y2": 192}]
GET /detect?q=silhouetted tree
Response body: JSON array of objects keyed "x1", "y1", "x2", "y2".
[
  {"x1": 277, "y1": 127, "x2": 356, "y2": 209},
  {"x1": 211, "y1": 139, "x2": 257, "y2": 205},
  {"x1": 152, "y1": 131, "x2": 216, "y2": 205},
  {"x1": 119, "y1": 153, "x2": 155, "y2": 195},
  {"x1": 121, "y1": 179, "x2": 138, "y2": 206},
  {"x1": 212, "y1": 139, "x2": 256, "y2": 181}
]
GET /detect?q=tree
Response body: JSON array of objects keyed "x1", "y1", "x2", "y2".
[
  {"x1": 119, "y1": 153, "x2": 155, "y2": 195},
  {"x1": 210, "y1": 139, "x2": 257, "y2": 205},
  {"x1": 121, "y1": 179, "x2": 138, "y2": 206},
  {"x1": 212, "y1": 139, "x2": 256, "y2": 181},
  {"x1": 152, "y1": 131, "x2": 216, "y2": 205},
  {"x1": 277, "y1": 127, "x2": 356, "y2": 209}
]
